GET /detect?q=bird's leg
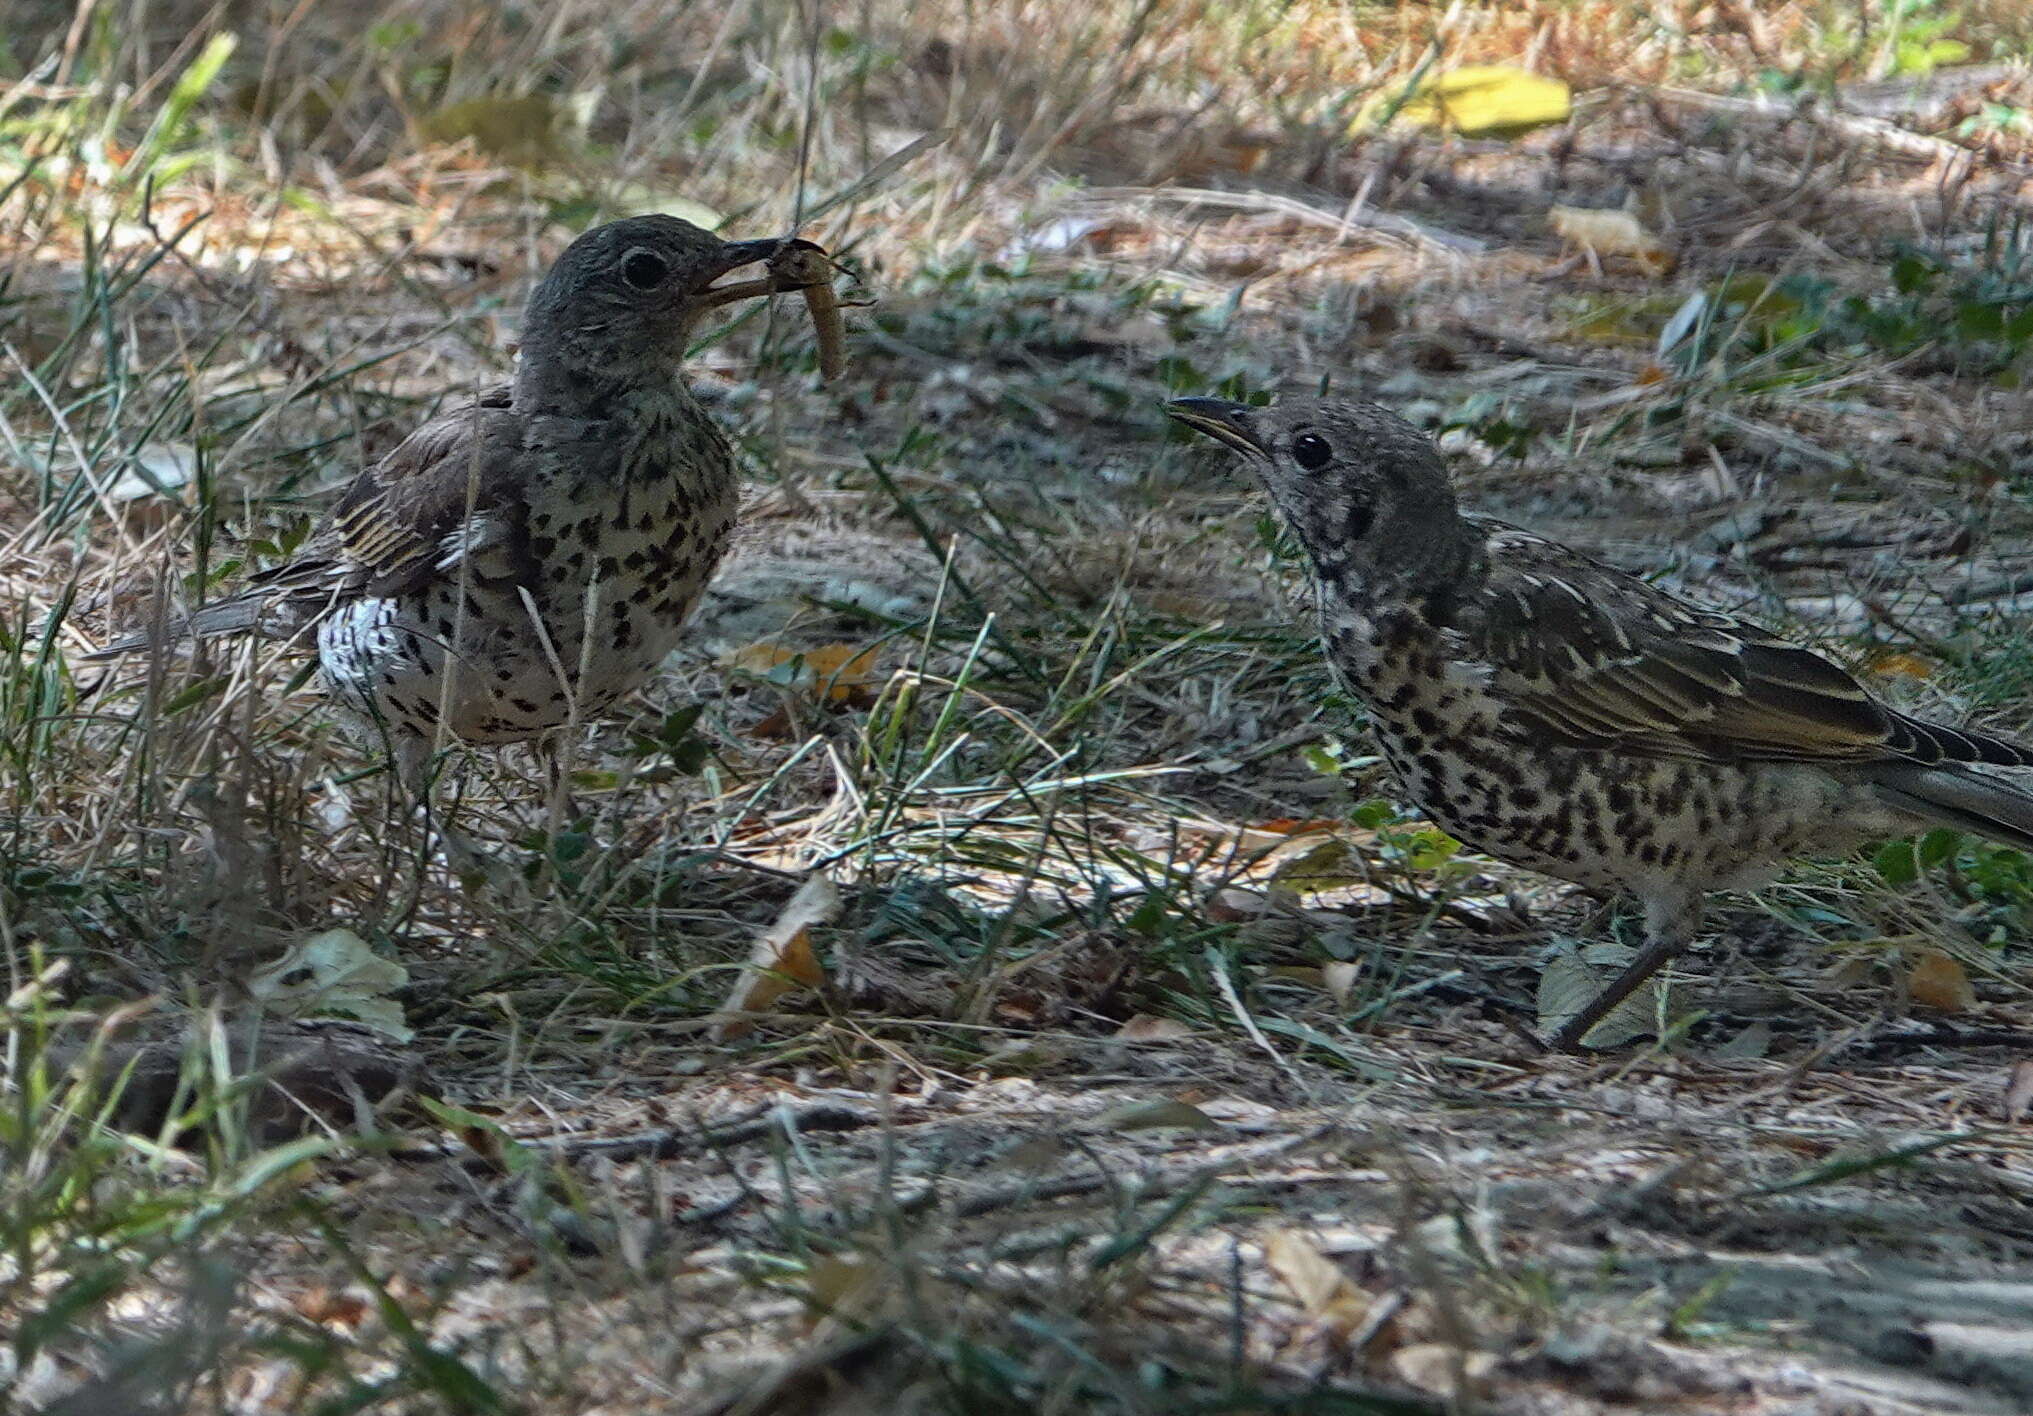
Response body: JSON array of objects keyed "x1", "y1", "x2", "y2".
[
  {"x1": 392, "y1": 736, "x2": 505, "y2": 886},
  {"x1": 1548, "y1": 893, "x2": 1699, "y2": 1052},
  {"x1": 537, "y1": 736, "x2": 586, "y2": 829}
]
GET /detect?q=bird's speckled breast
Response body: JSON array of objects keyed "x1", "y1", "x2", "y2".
[
  {"x1": 1318, "y1": 602, "x2": 1909, "y2": 901},
  {"x1": 321, "y1": 390, "x2": 739, "y2": 745}
]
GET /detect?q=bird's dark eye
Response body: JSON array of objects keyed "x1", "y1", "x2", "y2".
[
  {"x1": 1291, "y1": 432, "x2": 1332, "y2": 470},
  {"x1": 621, "y1": 250, "x2": 669, "y2": 290}
]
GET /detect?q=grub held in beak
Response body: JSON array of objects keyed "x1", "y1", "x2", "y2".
[{"x1": 681, "y1": 236, "x2": 848, "y2": 383}]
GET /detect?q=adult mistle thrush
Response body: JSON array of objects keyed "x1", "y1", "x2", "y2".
[
  {"x1": 95, "y1": 215, "x2": 841, "y2": 791},
  {"x1": 1168, "y1": 394, "x2": 2033, "y2": 1050}
]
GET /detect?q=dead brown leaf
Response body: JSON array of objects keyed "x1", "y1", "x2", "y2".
[
  {"x1": 1906, "y1": 948, "x2": 1975, "y2": 1013},
  {"x1": 709, "y1": 876, "x2": 841, "y2": 1040},
  {"x1": 1115, "y1": 1014, "x2": 1194, "y2": 1042},
  {"x1": 1207, "y1": 887, "x2": 1271, "y2": 923},
  {"x1": 1263, "y1": 1230, "x2": 1372, "y2": 1339}
]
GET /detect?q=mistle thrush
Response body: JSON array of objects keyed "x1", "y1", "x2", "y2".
[
  {"x1": 95, "y1": 215, "x2": 841, "y2": 790},
  {"x1": 1168, "y1": 394, "x2": 2033, "y2": 1050}
]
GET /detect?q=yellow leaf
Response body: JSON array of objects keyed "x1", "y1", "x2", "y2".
[
  {"x1": 722, "y1": 641, "x2": 880, "y2": 702},
  {"x1": 1870, "y1": 651, "x2": 1936, "y2": 682},
  {"x1": 1377, "y1": 65, "x2": 1570, "y2": 137},
  {"x1": 1907, "y1": 948, "x2": 1974, "y2": 1013},
  {"x1": 710, "y1": 876, "x2": 840, "y2": 1040}
]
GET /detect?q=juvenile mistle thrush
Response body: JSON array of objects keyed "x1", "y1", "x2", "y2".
[
  {"x1": 1168, "y1": 394, "x2": 2033, "y2": 1050},
  {"x1": 95, "y1": 215, "x2": 840, "y2": 794}
]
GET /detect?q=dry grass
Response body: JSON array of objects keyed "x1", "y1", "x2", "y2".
[{"x1": 5, "y1": 1, "x2": 2033, "y2": 1412}]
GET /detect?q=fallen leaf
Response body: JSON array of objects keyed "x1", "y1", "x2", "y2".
[
  {"x1": 1377, "y1": 65, "x2": 1571, "y2": 137},
  {"x1": 803, "y1": 1255, "x2": 884, "y2": 1330},
  {"x1": 1323, "y1": 961, "x2": 1363, "y2": 1008},
  {"x1": 723, "y1": 641, "x2": 881, "y2": 703},
  {"x1": 1115, "y1": 1014, "x2": 1195, "y2": 1042},
  {"x1": 1270, "y1": 837, "x2": 1363, "y2": 894},
  {"x1": 745, "y1": 706, "x2": 798, "y2": 741},
  {"x1": 249, "y1": 929, "x2": 411, "y2": 1041},
  {"x1": 1549, "y1": 205, "x2": 1673, "y2": 275},
  {"x1": 2004, "y1": 1061, "x2": 2033, "y2": 1122},
  {"x1": 1250, "y1": 818, "x2": 1341, "y2": 836},
  {"x1": 1711, "y1": 1019, "x2": 1772, "y2": 1060},
  {"x1": 1870, "y1": 651, "x2": 1936, "y2": 682},
  {"x1": 109, "y1": 443, "x2": 197, "y2": 502},
  {"x1": 1207, "y1": 887, "x2": 1271, "y2": 923},
  {"x1": 1536, "y1": 945, "x2": 1674, "y2": 1048},
  {"x1": 422, "y1": 94, "x2": 570, "y2": 168},
  {"x1": 1907, "y1": 948, "x2": 1974, "y2": 1012},
  {"x1": 1263, "y1": 1230, "x2": 1371, "y2": 1337},
  {"x1": 1390, "y1": 1343, "x2": 1497, "y2": 1398},
  {"x1": 292, "y1": 1287, "x2": 369, "y2": 1328},
  {"x1": 710, "y1": 875, "x2": 840, "y2": 1040},
  {"x1": 1091, "y1": 1098, "x2": 1221, "y2": 1132}
]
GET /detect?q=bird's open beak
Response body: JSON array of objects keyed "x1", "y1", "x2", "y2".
[
  {"x1": 1165, "y1": 397, "x2": 1270, "y2": 458},
  {"x1": 680, "y1": 236, "x2": 798, "y2": 314},
  {"x1": 681, "y1": 236, "x2": 847, "y2": 382}
]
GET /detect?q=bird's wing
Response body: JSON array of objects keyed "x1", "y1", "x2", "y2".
[
  {"x1": 1468, "y1": 524, "x2": 2028, "y2": 767},
  {"x1": 253, "y1": 386, "x2": 530, "y2": 601}
]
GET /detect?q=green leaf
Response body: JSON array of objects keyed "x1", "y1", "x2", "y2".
[
  {"x1": 1959, "y1": 302, "x2": 2007, "y2": 340},
  {"x1": 1741, "y1": 1132, "x2": 1967, "y2": 1196},
  {"x1": 1891, "y1": 252, "x2": 1936, "y2": 295},
  {"x1": 124, "y1": 31, "x2": 237, "y2": 178},
  {"x1": 1918, "y1": 827, "x2": 1962, "y2": 870},
  {"x1": 1876, "y1": 838, "x2": 1919, "y2": 886},
  {"x1": 161, "y1": 676, "x2": 228, "y2": 716},
  {"x1": 1349, "y1": 798, "x2": 1397, "y2": 829},
  {"x1": 1125, "y1": 896, "x2": 1168, "y2": 937}
]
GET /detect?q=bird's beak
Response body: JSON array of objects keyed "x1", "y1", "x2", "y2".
[
  {"x1": 680, "y1": 236, "x2": 796, "y2": 315},
  {"x1": 1165, "y1": 397, "x2": 1270, "y2": 458}
]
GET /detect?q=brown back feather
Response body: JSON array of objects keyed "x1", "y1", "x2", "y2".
[{"x1": 1470, "y1": 523, "x2": 2032, "y2": 768}]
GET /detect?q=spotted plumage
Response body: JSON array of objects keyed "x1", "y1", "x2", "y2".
[
  {"x1": 96, "y1": 215, "x2": 817, "y2": 783},
  {"x1": 1168, "y1": 394, "x2": 2033, "y2": 1049}
]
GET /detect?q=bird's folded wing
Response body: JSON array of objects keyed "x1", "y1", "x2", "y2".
[
  {"x1": 255, "y1": 388, "x2": 527, "y2": 601},
  {"x1": 1473, "y1": 530, "x2": 1957, "y2": 764}
]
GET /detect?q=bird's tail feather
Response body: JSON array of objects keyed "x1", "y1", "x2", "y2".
[
  {"x1": 1871, "y1": 763, "x2": 2033, "y2": 854},
  {"x1": 81, "y1": 592, "x2": 289, "y2": 661}
]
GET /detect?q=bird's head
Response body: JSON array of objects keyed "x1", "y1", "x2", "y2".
[
  {"x1": 1165, "y1": 394, "x2": 1474, "y2": 606},
  {"x1": 517, "y1": 215, "x2": 791, "y2": 399}
]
